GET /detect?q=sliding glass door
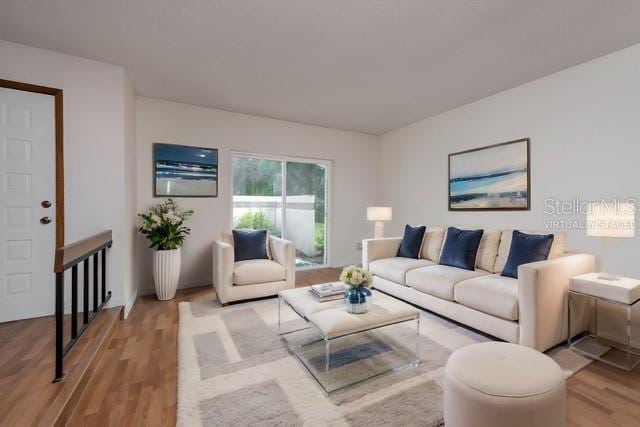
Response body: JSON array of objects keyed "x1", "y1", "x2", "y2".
[
  {"x1": 232, "y1": 156, "x2": 283, "y2": 237},
  {"x1": 232, "y1": 153, "x2": 329, "y2": 268},
  {"x1": 285, "y1": 160, "x2": 327, "y2": 266}
]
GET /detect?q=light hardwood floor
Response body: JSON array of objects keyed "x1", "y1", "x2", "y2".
[
  {"x1": 0, "y1": 308, "x2": 121, "y2": 426},
  {"x1": 62, "y1": 268, "x2": 639, "y2": 426}
]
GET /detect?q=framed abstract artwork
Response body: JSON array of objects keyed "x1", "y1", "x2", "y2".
[
  {"x1": 448, "y1": 138, "x2": 530, "y2": 211},
  {"x1": 153, "y1": 143, "x2": 218, "y2": 197}
]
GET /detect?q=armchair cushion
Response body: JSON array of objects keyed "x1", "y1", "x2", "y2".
[
  {"x1": 232, "y1": 229, "x2": 269, "y2": 262},
  {"x1": 233, "y1": 259, "x2": 286, "y2": 286}
]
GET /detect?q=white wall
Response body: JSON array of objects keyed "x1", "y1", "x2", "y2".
[
  {"x1": 379, "y1": 43, "x2": 640, "y2": 343},
  {"x1": 0, "y1": 40, "x2": 134, "y2": 312},
  {"x1": 135, "y1": 97, "x2": 378, "y2": 294}
]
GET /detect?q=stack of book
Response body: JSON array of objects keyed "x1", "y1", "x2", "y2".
[{"x1": 309, "y1": 283, "x2": 347, "y2": 302}]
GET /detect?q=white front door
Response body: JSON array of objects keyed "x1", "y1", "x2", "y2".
[{"x1": 0, "y1": 87, "x2": 56, "y2": 322}]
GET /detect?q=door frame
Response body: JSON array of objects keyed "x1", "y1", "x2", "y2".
[
  {"x1": 0, "y1": 78, "x2": 64, "y2": 248},
  {"x1": 229, "y1": 150, "x2": 332, "y2": 269}
]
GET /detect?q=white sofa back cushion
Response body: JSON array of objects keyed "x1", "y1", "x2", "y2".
[
  {"x1": 421, "y1": 226, "x2": 446, "y2": 262},
  {"x1": 439, "y1": 226, "x2": 502, "y2": 273},
  {"x1": 494, "y1": 229, "x2": 566, "y2": 273}
]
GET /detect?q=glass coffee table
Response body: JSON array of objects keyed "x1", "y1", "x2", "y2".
[{"x1": 278, "y1": 286, "x2": 420, "y2": 395}]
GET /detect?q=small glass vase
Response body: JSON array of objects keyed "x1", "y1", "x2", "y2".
[{"x1": 344, "y1": 286, "x2": 372, "y2": 314}]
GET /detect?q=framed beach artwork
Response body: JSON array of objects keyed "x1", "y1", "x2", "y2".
[
  {"x1": 153, "y1": 143, "x2": 218, "y2": 197},
  {"x1": 448, "y1": 138, "x2": 530, "y2": 211}
]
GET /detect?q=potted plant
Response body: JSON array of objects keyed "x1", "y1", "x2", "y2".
[
  {"x1": 138, "y1": 199, "x2": 193, "y2": 300},
  {"x1": 340, "y1": 265, "x2": 373, "y2": 314}
]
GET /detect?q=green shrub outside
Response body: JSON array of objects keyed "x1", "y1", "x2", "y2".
[
  {"x1": 314, "y1": 223, "x2": 324, "y2": 255},
  {"x1": 234, "y1": 210, "x2": 276, "y2": 234}
]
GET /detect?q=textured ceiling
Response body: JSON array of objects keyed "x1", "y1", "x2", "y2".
[{"x1": 2, "y1": 0, "x2": 640, "y2": 134}]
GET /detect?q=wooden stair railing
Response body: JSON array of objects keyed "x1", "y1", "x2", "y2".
[{"x1": 53, "y1": 230, "x2": 113, "y2": 382}]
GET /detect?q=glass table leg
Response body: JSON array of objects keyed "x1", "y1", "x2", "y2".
[
  {"x1": 278, "y1": 295, "x2": 281, "y2": 334},
  {"x1": 567, "y1": 292, "x2": 572, "y2": 347},
  {"x1": 415, "y1": 315, "x2": 420, "y2": 365},
  {"x1": 594, "y1": 298, "x2": 599, "y2": 338},
  {"x1": 325, "y1": 338, "x2": 331, "y2": 390},
  {"x1": 627, "y1": 305, "x2": 632, "y2": 365}
]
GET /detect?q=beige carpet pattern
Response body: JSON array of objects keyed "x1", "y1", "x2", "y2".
[{"x1": 178, "y1": 297, "x2": 590, "y2": 427}]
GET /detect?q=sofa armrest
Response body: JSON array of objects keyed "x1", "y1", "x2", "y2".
[
  {"x1": 270, "y1": 236, "x2": 295, "y2": 286},
  {"x1": 518, "y1": 253, "x2": 596, "y2": 351},
  {"x1": 362, "y1": 237, "x2": 402, "y2": 271},
  {"x1": 212, "y1": 240, "x2": 234, "y2": 304}
]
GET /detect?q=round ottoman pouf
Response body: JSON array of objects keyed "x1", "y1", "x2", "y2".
[{"x1": 443, "y1": 342, "x2": 566, "y2": 427}]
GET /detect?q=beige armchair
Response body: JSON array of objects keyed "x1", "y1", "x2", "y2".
[{"x1": 212, "y1": 231, "x2": 296, "y2": 305}]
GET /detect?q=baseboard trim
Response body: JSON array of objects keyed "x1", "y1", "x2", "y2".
[
  {"x1": 139, "y1": 282, "x2": 212, "y2": 297},
  {"x1": 106, "y1": 297, "x2": 125, "y2": 309},
  {"x1": 124, "y1": 290, "x2": 138, "y2": 318}
]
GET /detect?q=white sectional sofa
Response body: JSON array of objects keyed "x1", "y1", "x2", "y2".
[{"x1": 363, "y1": 227, "x2": 596, "y2": 352}]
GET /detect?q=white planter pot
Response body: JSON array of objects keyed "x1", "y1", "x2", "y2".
[{"x1": 153, "y1": 248, "x2": 181, "y2": 300}]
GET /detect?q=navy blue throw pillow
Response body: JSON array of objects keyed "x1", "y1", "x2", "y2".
[
  {"x1": 396, "y1": 225, "x2": 427, "y2": 259},
  {"x1": 439, "y1": 227, "x2": 484, "y2": 271},
  {"x1": 501, "y1": 231, "x2": 554, "y2": 279},
  {"x1": 232, "y1": 229, "x2": 269, "y2": 262}
]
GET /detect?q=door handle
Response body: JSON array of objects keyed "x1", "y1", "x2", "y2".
[
  {"x1": 41, "y1": 200, "x2": 52, "y2": 208},
  {"x1": 40, "y1": 216, "x2": 52, "y2": 225}
]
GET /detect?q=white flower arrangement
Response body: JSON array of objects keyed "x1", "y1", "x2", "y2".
[
  {"x1": 138, "y1": 199, "x2": 194, "y2": 250},
  {"x1": 340, "y1": 265, "x2": 373, "y2": 288}
]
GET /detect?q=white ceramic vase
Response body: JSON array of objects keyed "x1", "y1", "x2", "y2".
[{"x1": 153, "y1": 248, "x2": 181, "y2": 300}]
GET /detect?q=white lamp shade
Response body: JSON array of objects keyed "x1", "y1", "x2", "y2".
[
  {"x1": 367, "y1": 206, "x2": 392, "y2": 221},
  {"x1": 587, "y1": 202, "x2": 636, "y2": 238}
]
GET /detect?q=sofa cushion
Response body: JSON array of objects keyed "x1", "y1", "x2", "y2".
[
  {"x1": 443, "y1": 226, "x2": 502, "y2": 272},
  {"x1": 406, "y1": 265, "x2": 489, "y2": 301},
  {"x1": 421, "y1": 226, "x2": 446, "y2": 262},
  {"x1": 233, "y1": 259, "x2": 286, "y2": 285},
  {"x1": 397, "y1": 224, "x2": 427, "y2": 259},
  {"x1": 501, "y1": 231, "x2": 554, "y2": 278},
  {"x1": 439, "y1": 227, "x2": 484, "y2": 271},
  {"x1": 495, "y1": 230, "x2": 565, "y2": 273},
  {"x1": 454, "y1": 274, "x2": 519, "y2": 321},
  {"x1": 369, "y1": 257, "x2": 435, "y2": 285}
]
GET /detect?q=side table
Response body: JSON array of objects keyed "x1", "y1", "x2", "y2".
[{"x1": 568, "y1": 272, "x2": 640, "y2": 371}]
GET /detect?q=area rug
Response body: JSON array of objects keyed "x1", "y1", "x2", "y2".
[{"x1": 177, "y1": 297, "x2": 590, "y2": 427}]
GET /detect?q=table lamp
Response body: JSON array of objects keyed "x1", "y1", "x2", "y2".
[
  {"x1": 367, "y1": 207, "x2": 392, "y2": 238},
  {"x1": 587, "y1": 201, "x2": 635, "y2": 280}
]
